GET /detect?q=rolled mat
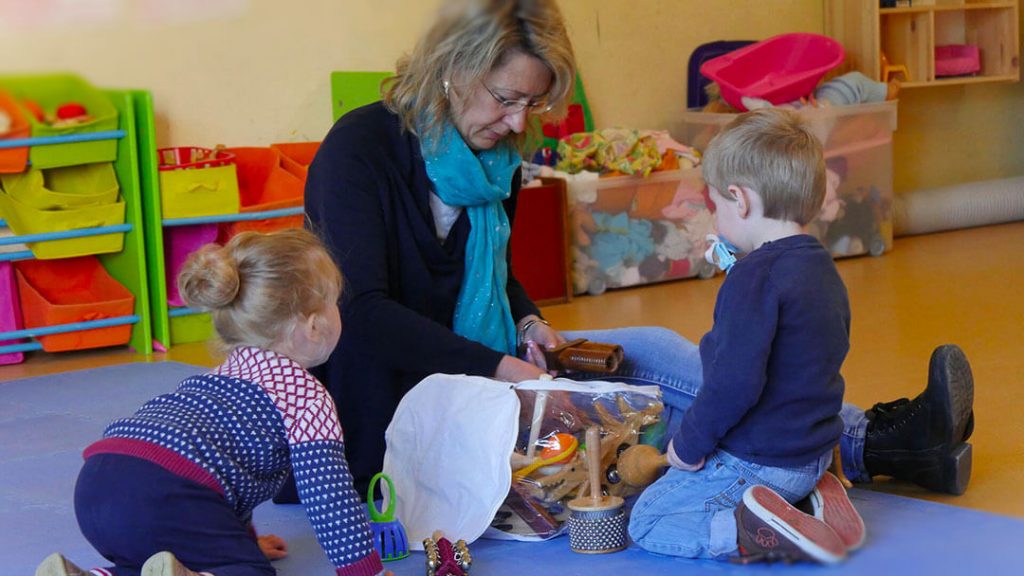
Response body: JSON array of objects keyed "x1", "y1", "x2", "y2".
[{"x1": 894, "y1": 176, "x2": 1024, "y2": 237}]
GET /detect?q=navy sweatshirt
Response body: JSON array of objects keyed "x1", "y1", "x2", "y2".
[
  {"x1": 672, "y1": 235, "x2": 849, "y2": 467},
  {"x1": 304, "y1": 102, "x2": 540, "y2": 494}
]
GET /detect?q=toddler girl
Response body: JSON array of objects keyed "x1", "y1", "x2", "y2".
[{"x1": 36, "y1": 229, "x2": 384, "y2": 576}]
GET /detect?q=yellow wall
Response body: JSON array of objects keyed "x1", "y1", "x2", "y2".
[{"x1": 1, "y1": 0, "x2": 1021, "y2": 192}]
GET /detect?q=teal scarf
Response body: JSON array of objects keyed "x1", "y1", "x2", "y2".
[{"x1": 420, "y1": 123, "x2": 520, "y2": 355}]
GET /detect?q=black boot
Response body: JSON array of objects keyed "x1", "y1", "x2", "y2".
[{"x1": 863, "y1": 344, "x2": 974, "y2": 495}]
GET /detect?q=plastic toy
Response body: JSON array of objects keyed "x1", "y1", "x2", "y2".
[
  {"x1": 700, "y1": 33, "x2": 845, "y2": 111},
  {"x1": 881, "y1": 51, "x2": 910, "y2": 83},
  {"x1": 56, "y1": 102, "x2": 87, "y2": 119},
  {"x1": 513, "y1": 433, "x2": 578, "y2": 479},
  {"x1": 423, "y1": 530, "x2": 471, "y2": 576},
  {"x1": 540, "y1": 432, "x2": 578, "y2": 461},
  {"x1": 367, "y1": 473, "x2": 410, "y2": 562},
  {"x1": 704, "y1": 234, "x2": 738, "y2": 274}
]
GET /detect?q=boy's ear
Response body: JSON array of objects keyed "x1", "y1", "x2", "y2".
[{"x1": 728, "y1": 185, "x2": 751, "y2": 218}]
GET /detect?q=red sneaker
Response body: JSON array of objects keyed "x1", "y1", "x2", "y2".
[
  {"x1": 735, "y1": 485, "x2": 846, "y2": 564},
  {"x1": 810, "y1": 471, "x2": 866, "y2": 551}
]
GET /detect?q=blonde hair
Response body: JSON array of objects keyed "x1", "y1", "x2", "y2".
[
  {"x1": 702, "y1": 108, "x2": 825, "y2": 226},
  {"x1": 382, "y1": 0, "x2": 576, "y2": 151},
  {"x1": 177, "y1": 228, "x2": 343, "y2": 352}
]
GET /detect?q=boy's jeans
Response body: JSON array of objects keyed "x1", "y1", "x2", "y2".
[{"x1": 627, "y1": 449, "x2": 833, "y2": 559}]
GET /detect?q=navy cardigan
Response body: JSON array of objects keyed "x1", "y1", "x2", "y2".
[{"x1": 305, "y1": 102, "x2": 540, "y2": 494}]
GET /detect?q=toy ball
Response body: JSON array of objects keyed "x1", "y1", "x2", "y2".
[
  {"x1": 56, "y1": 102, "x2": 88, "y2": 120},
  {"x1": 540, "y1": 432, "x2": 577, "y2": 460}
]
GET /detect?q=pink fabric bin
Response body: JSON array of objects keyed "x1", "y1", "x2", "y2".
[
  {"x1": 935, "y1": 45, "x2": 981, "y2": 77},
  {"x1": 1, "y1": 261, "x2": 25, "y2": 365},
  {"x1": 164, "y1": 224, "x2": 218, "y2": 307}
]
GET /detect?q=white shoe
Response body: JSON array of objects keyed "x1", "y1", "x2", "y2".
[
  {"x1": 35, "y1": 553, "x2": 88, "y2": 576},
  {"x1": 140, "y1": 551, "x2": 200, "y2": 576}
]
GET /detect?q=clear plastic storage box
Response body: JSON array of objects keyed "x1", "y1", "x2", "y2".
[
  {"x1": 679, "y1": 100, "x2": 897, "y2": 258},
  {"x1": 565, "y1": 168, "x2": 717, "y2": 295}
]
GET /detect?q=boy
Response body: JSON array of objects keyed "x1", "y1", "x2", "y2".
[{"x1": 628, "y1": 108, "x2": 863, "y2": 564}]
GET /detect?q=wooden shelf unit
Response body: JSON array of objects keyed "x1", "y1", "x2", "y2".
[{"x1": 825, "y1": 0, "x2": 1020, "y2": 88}]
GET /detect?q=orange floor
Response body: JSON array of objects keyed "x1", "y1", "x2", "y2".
[{"x1": 3, "y1": 221, "x2": 1022, "y2": 518}]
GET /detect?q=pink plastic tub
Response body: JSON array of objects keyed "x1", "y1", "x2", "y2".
[
  {"x1": 701, "y1": 33, "x2": 845, "y2": 111},
  {"x1": 935, "y1": 45, "x2": 980, "y2": 77},
  {"x1": 164, "y1": 224, "x2": 218, "y2": 307}
]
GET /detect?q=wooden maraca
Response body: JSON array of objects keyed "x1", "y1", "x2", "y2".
[{"x1": 617, "y1": 444, "x2": 669, "y2": 488}]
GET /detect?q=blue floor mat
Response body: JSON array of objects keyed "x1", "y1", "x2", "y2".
[{"x1": 2, "y1": 362, "x2": 1019, "y2": 574}]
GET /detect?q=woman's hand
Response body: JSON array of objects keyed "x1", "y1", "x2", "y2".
[
  {"x1": 495, "y1": 354, "x2": 547, "y2": 382},
  {"x1": 258, "y1": 534, "x2": 289, "y2": 560},
  {"x1": 518, "y1": 315, "x2": 566, "y2": 371}
]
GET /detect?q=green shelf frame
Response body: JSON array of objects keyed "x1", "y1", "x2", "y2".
[
  {"x1": 0, "y1": 83, "x2": 154, "y2": 355},
  {"x1": 133, "y1": 91, "x2": 215, "y2": 348}
]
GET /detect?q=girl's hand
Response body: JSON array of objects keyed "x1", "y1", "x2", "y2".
[{"x1": 258, "y1": 534, "x2": 289, "y2": 560}]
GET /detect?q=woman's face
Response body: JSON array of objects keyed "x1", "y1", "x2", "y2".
[{"x1": 449, "y1": 52, "x2": 553, "y2": 150}]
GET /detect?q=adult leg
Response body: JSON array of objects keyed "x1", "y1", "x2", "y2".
[
  {"x1": 563, "y1": 326, "x2": 702, "y2": 443},
  {"x1": 838, "y1": 344, "x2": 974, "y2": 494},
  {"x1": 76, "y1": 454, "x2": 274, "y2": 576},
  {"x1": 563, "y1": 326, "x2": 702, "y2": 411}
]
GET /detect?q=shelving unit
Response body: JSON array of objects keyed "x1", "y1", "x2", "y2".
[
  {"x1": 0, "y1": 88, "x2": 153, "y2": 357},
  {"x1": 826, "y1": 0, "x2": 1019, "y2": 87},
  {"x1": 135, "y1": 118, "x2": 306, "y2": 348}
]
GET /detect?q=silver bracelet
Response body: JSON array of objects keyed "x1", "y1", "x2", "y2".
[{"x1": 517, "y1": 318, "x2": 551, "y2": 348}]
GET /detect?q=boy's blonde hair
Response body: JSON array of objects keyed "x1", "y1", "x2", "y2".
[
  {"x1": 702, "y1": 108, "x2": 825, "y2": 226},
  {"x1": 177, "y1": 228, "x2": 343, "y2": 352},
  {"x1": 382, "y1": 0, "x2": 576, "y2": 151}
]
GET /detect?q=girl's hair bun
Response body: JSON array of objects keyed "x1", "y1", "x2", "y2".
[{"x1": 177, "y1": 244, "x2": 240, "y2": 310}]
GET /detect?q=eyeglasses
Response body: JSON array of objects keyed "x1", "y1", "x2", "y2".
[{"x1": 482, "y1": 83, "x2": 552, "y2": 115}]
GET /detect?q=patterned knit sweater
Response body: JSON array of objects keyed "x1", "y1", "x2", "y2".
[{"x1": 84, "y1": 347, "x2": 383, "y2": 576}]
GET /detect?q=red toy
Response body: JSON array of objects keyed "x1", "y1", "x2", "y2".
[
  {"x1": 56, "y1": 102, "x2": 88, "y2": 120},
  {"x1": 423, "y1": 530, "x2": 471, "y2": 576}
]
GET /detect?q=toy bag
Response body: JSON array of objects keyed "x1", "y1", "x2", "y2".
[{"x1": 382, "y1": 374, "x2": 664, "y2": 548}]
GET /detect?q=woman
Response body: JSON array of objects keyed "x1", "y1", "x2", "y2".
[{"x1": 304, "y1": 0, "x2": 973, "y2": 499}]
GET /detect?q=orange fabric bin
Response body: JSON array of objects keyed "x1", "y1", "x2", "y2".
[
  {"x1": 0, "y1": 90, "x2": 31, "y2": 173},
  {"x1": 14, "y1": 256, "x2": 134, "y2": 352},
  {"x1": 218, "y1": 147, "x2": 304, "y2": 242},
  {"x1": 270, "y1": 141, "x2": 320, "y2": 180}
]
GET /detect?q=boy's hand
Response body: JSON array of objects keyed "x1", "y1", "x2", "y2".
[
  {"x1": 258, "y1": 534, "x2": 289, "y2": 560},
  {"x1": 666, "y1": 439, "x2": 705, "y2": 472}
]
